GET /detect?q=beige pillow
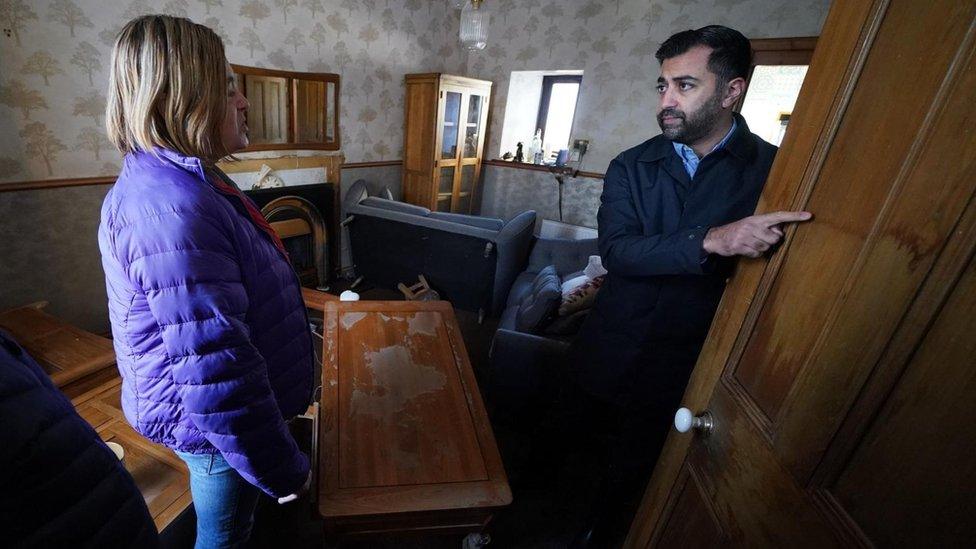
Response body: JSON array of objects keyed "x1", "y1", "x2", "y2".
[{"x1": 558, "y1": 275, "x2": 605, "y2": 316}]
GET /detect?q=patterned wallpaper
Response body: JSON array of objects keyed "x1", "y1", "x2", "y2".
[
  {"x1": 0, "y1": 0, "x2": 830, "y2": 183},
  {"x1": 0, "y1": 0, "x2": 468, "y2": 183},
  {"x1": 467, "y1": 0, "x2": 830, "y2": 174}
]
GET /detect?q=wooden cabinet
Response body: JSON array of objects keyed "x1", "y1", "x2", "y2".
[{"x1": 402, "y1": 74, "x2": 491, "y2": 214}]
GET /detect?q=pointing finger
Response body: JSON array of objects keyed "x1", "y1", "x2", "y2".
[{"x1": 758, "y1": 211, "x2": 812, "y2": 226}]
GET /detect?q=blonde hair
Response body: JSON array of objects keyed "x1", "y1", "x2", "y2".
[{"x1": 106, "y1": 15, "x2": 230, "y2": 162}]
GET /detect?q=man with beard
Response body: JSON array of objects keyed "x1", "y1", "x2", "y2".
[{"x1": 561, "y1": 26, "x2": 811, "y2": 546}]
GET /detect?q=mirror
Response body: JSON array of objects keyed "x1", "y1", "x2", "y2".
[
  {"x1": 243, "y1": 74, "x2": 289, "y2": 145},
  {"x1": 232, "y1": 64, "x2": 340, "y2": 151}
]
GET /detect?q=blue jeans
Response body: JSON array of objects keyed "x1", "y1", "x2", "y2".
[{"x1": 175, "y1": 450, "x2": 261, "y2": 549}]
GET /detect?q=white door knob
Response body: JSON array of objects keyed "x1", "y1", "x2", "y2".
[{"x1": 674, "y1": 407, "x2": 714, "y2": 435}]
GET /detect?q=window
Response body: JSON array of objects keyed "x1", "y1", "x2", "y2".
[
  {"x1": 536, "y1": 75, "x2": 582, "y2": 155},
  {"x1": 497, "y1": 70, "x2": 583, "y2": 161},
  {"x1": 737, "y1": 37, "x2": 817, "y2": 146}
]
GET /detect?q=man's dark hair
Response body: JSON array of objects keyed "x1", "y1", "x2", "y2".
[{"x1": 655, "y1": 25, "x2": 752, "y2": 84}]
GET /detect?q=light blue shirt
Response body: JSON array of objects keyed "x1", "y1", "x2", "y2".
[{"x1": 671, "y1": 119, "x2": 737, "y2": 179}]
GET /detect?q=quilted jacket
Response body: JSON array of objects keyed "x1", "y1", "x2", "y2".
[
  {"x1": 98, "y1": 148, "x2": 314, "y2": 498},
  {"x1": 0, "y1": 330, "x2": 159, "y2": 547}
]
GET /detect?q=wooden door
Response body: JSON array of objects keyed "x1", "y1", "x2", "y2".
[
  {"x1": 402, "y1": 74, "x2": 438, "y2": 209},
  {"x1": 628, "y1": 0, "x2": 976, "y2": 546}
]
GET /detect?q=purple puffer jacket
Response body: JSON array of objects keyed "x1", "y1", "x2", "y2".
[{"x1": 98, "y1": 148, "x2": 314, "y2": 498}]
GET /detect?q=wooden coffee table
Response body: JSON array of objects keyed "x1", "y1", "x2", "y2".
[{"x1": 316, "y1": 300, "x2": 511, "y2": 536}]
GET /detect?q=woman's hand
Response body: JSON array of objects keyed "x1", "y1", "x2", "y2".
[{"x1": 276, "y1": 470, "x2": 312, "y2": 504}]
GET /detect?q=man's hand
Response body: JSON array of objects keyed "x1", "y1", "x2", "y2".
[{"x1": 703, "y1": 211, "x2": 812, "y2": 258}]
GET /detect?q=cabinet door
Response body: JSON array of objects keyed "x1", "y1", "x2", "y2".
[
  {"x1": 456, "y1": 92, "x2": 489, "y2": 214},
  {"x1": 433, "y1": 89, "x2": 464, "y2": 211}
]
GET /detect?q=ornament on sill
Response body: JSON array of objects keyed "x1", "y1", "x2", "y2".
[{"x1": 251, "y1": 164, "x2": 285, "y2": 189}]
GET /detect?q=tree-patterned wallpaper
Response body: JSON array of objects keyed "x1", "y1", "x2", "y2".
[
  {"x1": 467, "y1": 0, "x2": 829, "y2": 174},
  {"x1": 0, "y1": 0, "x2": 828, "y2": 184},
  {"x1": 0, "y1": 0, "x2": 468, "y2": 183}
]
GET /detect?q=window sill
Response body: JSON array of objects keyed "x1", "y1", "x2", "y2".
[{"x1": 483, "y1": 159, "x2": 604, "y2": 179}]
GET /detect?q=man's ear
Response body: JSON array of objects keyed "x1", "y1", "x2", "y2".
[{"x1": 722, "y1": 76, "x2": 747, "y2": 109}]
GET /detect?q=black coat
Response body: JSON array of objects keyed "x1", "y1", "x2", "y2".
[
  {"x1": 0, "y1": 330, "x2": 158, "y2": 548},
  {"x1": 570, "y1": 114, "x2": 777, "y2": 406}
]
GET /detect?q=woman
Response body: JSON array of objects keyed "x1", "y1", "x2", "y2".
[{"x1": 99, "y1": 15, "x2": 313, "y2": 547}]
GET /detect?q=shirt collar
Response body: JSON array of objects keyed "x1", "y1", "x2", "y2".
[
  {"x1": 671, "y1": 118, "x2": 737, "y2": 161},
  {"x1": 638, "y1": 112, "x2": 757, "y2": 163}
]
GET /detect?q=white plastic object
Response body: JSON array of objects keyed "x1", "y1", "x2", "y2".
[
  {"x1": 674, "y1": 407, "x2": 694, "y2": 433},
  {"x1": 339, "y1": 290, "x2": 360, "y2": 301}
]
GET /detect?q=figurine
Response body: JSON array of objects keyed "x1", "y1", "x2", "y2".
[{"x1": 514, "y1": 142, "x2": 524, "y2": 163}]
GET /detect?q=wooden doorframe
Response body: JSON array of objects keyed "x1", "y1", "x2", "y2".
[{"x1": 626, "y1": 1, "x2": 886, "y2": 545}]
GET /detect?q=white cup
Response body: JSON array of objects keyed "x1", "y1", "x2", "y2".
[
  {"x1": 106, "y1": 441, "x2": 125, "y2": 466},
  {"x1": 339, "y1": 290, "x2": 360, "y2": 301}
]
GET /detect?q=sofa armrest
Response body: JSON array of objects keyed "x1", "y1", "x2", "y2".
[
  {"x1": 491, "y1": 210, "x2": 537, "y2": 315},
  {"x1": 488, "y1": 328, "x2": 570, "y2": 420}
]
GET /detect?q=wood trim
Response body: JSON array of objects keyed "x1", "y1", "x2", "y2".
[
  {"x1": 0, "y1": 157, "x2": 404, "y2": 193},
  {"x1": 217, "y1": 154, "x2": 343, "y2": 175},
  {"x1": 482, "y1": 159, "x2": 604, "y2": 180},
  {"x1": 341, "y1": 160, "x2": 403, "y2": 169},
  {"x1": 750, "y1": 37, "x2": 819, "y2": 52},
  {"x1": 0, "y1": 176, "x2": 116, "y2": 192}
]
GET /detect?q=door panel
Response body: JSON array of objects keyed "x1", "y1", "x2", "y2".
[
  {"x1": 832, "y1": 251, "x2": 976, "y2": 546},
  {"x1": 654, "y1": 466, "x2": 727, "y2": 548},
  {"x1": 629, "y1": 0, "x2": 976, "y2": 546},
  {"x1": 732, "y1": 0, "x2": 976, "y2": 424}
]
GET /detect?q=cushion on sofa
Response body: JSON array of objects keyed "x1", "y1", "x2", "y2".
[
  {"x1": 558, "y1": 275, "x2": 605, "y2": 316},
  {"x1": 515, "y1": 265, "x2": 561, "y2": 333}
]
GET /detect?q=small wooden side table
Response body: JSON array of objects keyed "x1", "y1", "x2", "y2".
[
  {"x1": 0, "y1": 302, "x2": 117, "y2": 393},
  {"x1": 72, "y1": 377, "x2": 192, "y2": 533},
  {"x1": 317, "y1": 300, "x2": 511, "y2": 536}
]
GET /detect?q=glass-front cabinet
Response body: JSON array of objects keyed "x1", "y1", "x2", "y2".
[{"x1": 402, "y1": 74, "x2": 492, "y2": 214}]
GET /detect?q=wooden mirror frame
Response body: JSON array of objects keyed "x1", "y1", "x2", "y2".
[{"x1": 232, "y1": 64, "x2": 341, "y2": 152}]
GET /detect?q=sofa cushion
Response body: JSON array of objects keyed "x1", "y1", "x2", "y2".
[
  {"x1": 506, "y1": 271, "x2": 538, "y2": 308},
  {"x1": 515, "y1": 265, "x2": 561, "y2": 333},
  {"x1": 498, "y1": 304, "x2": 519, "y2": 331},
  {"x1": 560, "y1": 271, "x2": 588, "y2": 296},
  {"x1": 558, "y1": 275, "x2": 605, "y2": 316}
]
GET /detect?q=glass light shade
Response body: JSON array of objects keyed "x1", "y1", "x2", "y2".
[{"x1": 459, "y1": 0, "x2": 489, "y2": 51}]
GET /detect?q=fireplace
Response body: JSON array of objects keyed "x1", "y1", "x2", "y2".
[{"x1": 245, "y1": 183, "x2": 337, "y2": 288}]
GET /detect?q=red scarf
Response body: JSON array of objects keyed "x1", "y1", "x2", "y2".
[{"x1": 207, "y1": 170, "x2": 289, "y2": 258}]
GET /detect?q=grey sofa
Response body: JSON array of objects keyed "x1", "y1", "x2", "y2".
[
  {"x1": 343, "y1": 180, "x2": 536, "y2": 316},
  {"x1": 489, "y1": 236, "x2": 600, "y2": 419}
]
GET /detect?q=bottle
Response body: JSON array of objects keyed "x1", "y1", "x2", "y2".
[{"x1": 531, "y1": 129, "x2": 543, "y2": 164}]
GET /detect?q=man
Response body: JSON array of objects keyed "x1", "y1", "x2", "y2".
[
  {"x1": 565, "y1": 25, "x2": 811, "y2": 545},
  {"x1": 0, "y1": 329, "x2": 159, "y2": 547}
]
